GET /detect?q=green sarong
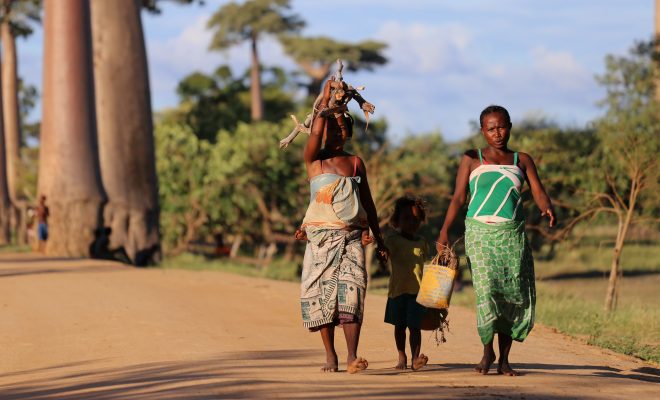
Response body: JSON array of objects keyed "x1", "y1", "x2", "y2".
[{"x1": 465, "y1": 218, "x2": 535, "y2": 344}]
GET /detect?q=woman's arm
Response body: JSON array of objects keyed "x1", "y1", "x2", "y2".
[
  {"x1": 303, "y1": 81, "x2": 333, "y2": 174},
  {"x1": 519, "y1": 152, "x2": 556, "y2": 227},
  {"x1": 437, "y1": 153, "x2": 473, "y2": 250},
  {"x1": 356, "y1": 157, "x2": 389, "y2": 263}
]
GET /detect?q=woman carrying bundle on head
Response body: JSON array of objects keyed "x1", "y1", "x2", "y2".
[{"x1": 296, "y1": 79, "x2": 388, "y2": 373}]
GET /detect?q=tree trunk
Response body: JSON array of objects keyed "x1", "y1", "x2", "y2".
[
  {"x1": 604, "y1": 203, "x2": 636, "y2": 312},
  {"x1": 0, "y1": 44, "x2": 10, "y2": 244},
  {"x1": 300, "y1": 62, "x2": 331, "y2": 98},
  {"x1": 283, "y1": 241, "x2": 295, "y2": 261},
  {"x1": 38, "y1": 0, "x2": 105, "y2": 257},
  {"x1": 90, "y1": 0, "x2": 160, "y2": 265},
  {"x1": 365, "y1": 242, "x2": 375, "y2": 286},
  {"x1": 250, "y1": 35, "x2": 263, "y2": 121},
  {"x1": 1, "y1": 18, "x2": 20, "y2": 202},
  {"x1": 655, "y1": 0, "x2": 660, "y2": 101},
  {"x1": 230, "y1": 234, "x2": 242, "y2": 258}
]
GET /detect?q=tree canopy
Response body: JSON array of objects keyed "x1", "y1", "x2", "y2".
[
  {"x1": 207, "y1": 0, "x2": 304, "y2": 50},
  {"x1": 280, "y1": 35, "x2": 387, "y2": 95}
]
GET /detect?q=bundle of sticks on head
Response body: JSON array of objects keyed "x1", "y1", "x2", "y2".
[{"x1": 278, "y1": 59, "x2": 376, "y2": 149}]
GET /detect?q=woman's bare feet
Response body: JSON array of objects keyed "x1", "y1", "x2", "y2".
[
  {"x1": 497, "y1": 361, "x2": 520, "y2": 376},
  {"x1": 395, "y1": 353, "x2": 407, "y2": 370},
  {"x1": 347, "y1": 356, "x2": 368, "y2": 374},
  {"x1": 411, "y1": 354, "x2": 428, "y2": 371},
  {"x1": 475, "y1": 347, "x2": 496, "y2": 374},
  {"x1": 321, "y1": 352, "x2": 339, "y2": 372}
]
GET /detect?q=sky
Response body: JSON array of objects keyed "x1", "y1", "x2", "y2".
[{"x1": 18, "y1": 0, "x2": 652, "y2": 142}]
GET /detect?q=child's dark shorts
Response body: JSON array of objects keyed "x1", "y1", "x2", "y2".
[{"x1": 384, "y1": 293, "x2": 425, "y2": 329}]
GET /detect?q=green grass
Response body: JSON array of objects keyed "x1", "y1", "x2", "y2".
[
  {"x1": 0, "y1": 244, "x2": 32, "y2": 253},
  {"x1": 451, "y1": 277, "x2": 660, "y2": 364},
  {"x1": 160, "y1": 253, "x2": 301, "y2": 282},
  {"x1": 535, "y1": 243, "x2": 660, "y2": 278}
]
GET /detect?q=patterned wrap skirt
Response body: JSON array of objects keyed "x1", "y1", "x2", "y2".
[{"x1": 465, "y1": 218, "x2": 536, "y2": 344}]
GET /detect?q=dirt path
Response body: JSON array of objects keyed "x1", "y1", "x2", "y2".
[{"x1": 0, "y1": 253, "x2": 657, "y2": 399}]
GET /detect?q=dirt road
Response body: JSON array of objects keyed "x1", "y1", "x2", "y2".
[{"x1": 0, "y1": 253, "x2": 657, "y2": 399}]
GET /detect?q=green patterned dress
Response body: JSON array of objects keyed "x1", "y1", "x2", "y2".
[{"x1": 465, "y1": 150, "x2": 535, "y2": 344}]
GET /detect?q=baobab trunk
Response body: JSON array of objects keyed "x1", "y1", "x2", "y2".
[
  {"x1": 90, "y1": 0, "x2": 160, "y2": 265},
  {"x1": 250, "y1": 35, "x2": 264, "y2": 121},
  {"x1": 1, "y1": 17, "x2": 20, "y2": 202},
  {"x1": 0, "y1": 45, "x2": 10, "y2": 244},
  {"x1": 38, "y1": 0, "x2": 105, "y2": 257},
  {"x1": 655, "y1": 0, "x2": 660, "y2": 101}
]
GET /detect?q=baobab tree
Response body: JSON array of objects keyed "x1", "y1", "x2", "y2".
[
  {"x1": 207, "y1": 0, "x2": 304, "y2": 121},
  {"x1": 0, "y1": 48, "x2": 9, "y2": 244},
  {"x1": 38, "y1": 0, "x2": 105, "y2": 256},
  {"x1": 0, "y1": 0, "x2": 40, "y2": 202},
  {"x1": 90, "y1": 0, "x2": 160, "y2": 265}
]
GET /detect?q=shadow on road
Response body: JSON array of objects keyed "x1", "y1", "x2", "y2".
[
  {"x1": 0, "y1": 264, "x2": 125, "y2": 278},
  {"x1": 2, "y1": 351, "x2": 657, "y2": 399}
]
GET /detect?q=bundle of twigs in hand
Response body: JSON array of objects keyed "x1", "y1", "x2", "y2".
[
  {"x1": 434, "y1": 243, "x2": 459, "y2": 270},
  {"x1": 431, "y1": 243, "x2": 458, "y2": 345},
  {"x1": 278, "y1": 59, "x2": 376, "y2": 149}
]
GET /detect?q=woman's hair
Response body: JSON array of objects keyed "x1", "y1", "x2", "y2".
[
  {"x1": 326, "y1": 113, "x2": 354, "y2": 138},
  {"x1": 479, "y1": 105, "x2": 511, "y2": 127},
  {"x1": 391, "y1": 194, "x2": 427, "y2": 228}
]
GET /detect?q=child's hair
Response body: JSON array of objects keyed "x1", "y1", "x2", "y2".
[
  {"x1": 390, "y1": 195, "x2": 427, "y2": 228},
  {"x1": 479, "y1": 105, "x2": 511, "y2": 127}
]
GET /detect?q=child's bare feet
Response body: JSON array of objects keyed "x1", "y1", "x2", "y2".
[
  {"x1": 347, "y1": 356, "x2": 368, "y2": 374},
  {"x1": 321, "y1": 352, "x2": 339, "y2": 372},
  {"x1": 497, "y1": 361, "x2": 519, "y2": 376},
  {"x1": 411, "y1": 354, "x2": 428, "y2": 371},
  {"x1": 475, "y1": 347, "x2": 496, "y2": 374},
  {"x1": 395, "y1": 353, "x2": 407, "y2": 370}
]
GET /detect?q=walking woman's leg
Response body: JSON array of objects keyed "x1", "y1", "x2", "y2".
[
  {"x1": 343, "y1": 322, "x2": 368, "y2": 373},
  {"x1": 319, "y1": 324, "x2": 338, "y2": 372},
  {"x1": 497, "y1": 334, "x2": 520, "y2": 376}
]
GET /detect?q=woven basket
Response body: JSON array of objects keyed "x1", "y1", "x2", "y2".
[{"x1": 416, "y1": 244, "x2": 458, "y2": 309}]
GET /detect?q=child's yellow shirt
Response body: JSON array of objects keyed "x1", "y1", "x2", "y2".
[{"x1": 385, "y1": 232, "x2": 429, "y2": 298}]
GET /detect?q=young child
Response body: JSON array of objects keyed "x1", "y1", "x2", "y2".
[
  {"x1": 437, "y1": 105, "x2": 556, "y2": 376},
  {"x1": 384, "y1": 195, "x2": 430, "y2": 371}
]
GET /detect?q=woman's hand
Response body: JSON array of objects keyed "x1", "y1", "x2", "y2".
[
  {"x1": 294, "y1": 228, "x2": 308, "y2": 241},
  {"x1": 541, "y1": 208, "x2": 557, "y2": 227},
  {"x1": 376, "y1": 245, "x2": 390, "y2": 267},
  {"x1": 320, "y1": 79, "x2": 333, "y2": 107},
  {"x1": 436, "y1": 231, "x2": 449, "y2": 253}
]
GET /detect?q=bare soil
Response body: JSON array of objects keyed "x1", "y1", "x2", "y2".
[{"x1": 0, "y1": 253, "x2": 657, "y2": 399}]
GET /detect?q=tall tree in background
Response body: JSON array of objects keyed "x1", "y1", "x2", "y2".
[
  {"x1": 655, "y1": 0, "x2": 660, "y2": 101},
  {"x1": 90, "y1": 0, "x2": 161, "y2": 265},
  {"x1": 0, "y1": 45, "x2": 9, "y2": 244},
  {"x1": 207, "y1": 0, "x2": 304, "y2": 121},
  {"x1": 280, "y1": 35, "x2": 387, "y2": 97},
  {"x1": 38, "y1": 0, "x2": 105, "y2": 256},
  {"x1": 589, "y1": 41, "x2": 659, "y2": 312},
  {"x1": 0, "y1": 0, "x2": 40, "y2": 202}
]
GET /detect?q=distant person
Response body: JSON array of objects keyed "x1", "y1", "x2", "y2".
[
  {"x1": 26, "y1": 206, "x2": 37, "y2": 250},
  {"x1": 437, "y1": 105, "x2": 556, "y2": 376},
  {"x1": 35, "y1": 195, "x2": 50, "y2": 252},
  {"x1": 384, "y1": 195, "x2": 431, "y2": 371},
  {"x1": 296, "y1": 79, "x2": 388, "y2": 373}
]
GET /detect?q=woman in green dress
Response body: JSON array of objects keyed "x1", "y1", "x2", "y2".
[{"x1": 437, "y1": 105, "x2": 556, "y2": 376}]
